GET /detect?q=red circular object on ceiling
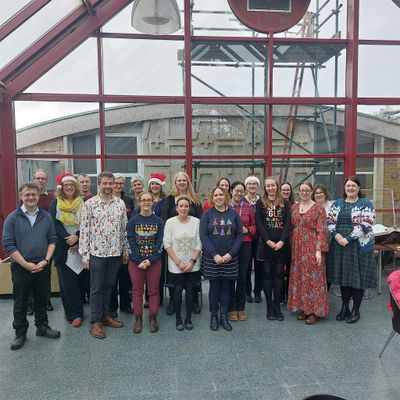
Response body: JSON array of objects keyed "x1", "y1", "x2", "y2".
[{"x1": 227, "y1": 0, "x2": 312, "y2": 34}]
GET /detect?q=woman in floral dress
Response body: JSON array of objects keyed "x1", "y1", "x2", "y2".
[{"x1": 288, "y1": 181, "x2": 329, "y2": 325}]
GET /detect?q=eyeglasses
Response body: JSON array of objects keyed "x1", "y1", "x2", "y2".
[
  {"x1": 314, "y1": 191, "x2": 324, "y2": 195},
  {"x1": 114, "y1": 182, "x2": 124, "y2": 186},
  {"x1": 299, "y1": 189, "x2": 311, "y2": 194},
  {"x1": 140, "y1": 199, "x2": 153, "y2": 203}
]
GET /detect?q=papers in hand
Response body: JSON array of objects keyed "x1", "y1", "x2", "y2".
[
  {"x1": 66, "y1": 250, "x2": 84, "y2": 274},
  {"x1": 373, "y1": 224, "x2": 395, "y2": 237}
]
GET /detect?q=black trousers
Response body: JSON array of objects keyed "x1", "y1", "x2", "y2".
[
  {"x1": 11, "y1": 262, "x2": 50, "y2": 337},
  {"x1": 246, "y1": 239, "x2": 263, "y2": 296},
  {"x1": 110, "y1": 262, "x2": 132, "y2": 312},
  {"x1": 229, "y1": 242, "x2": 252, "y2": 312},
  {"x1": 209, "y1": 279, "x2": 230, "y2": 314}
]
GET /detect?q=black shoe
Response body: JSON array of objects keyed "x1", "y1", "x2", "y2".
[
  {"x1": 266, "y1": 305, "x2": 276, "y2": 321},
  {"x1": 176, "y1": 320, "x2": 184, "y2": 331},
  {"x1": 11, "y1": 335, "x2": 26, "y2": 350},
  {"x1": 254, "y1": 294, "x2": 262, "y2": 303},
  {"x1": 184, "y1": 318, "x2": 193, "y2": 330},
  {"x1": 166, "y1": 302, "x2": 175, "y2": 316},
  {"x1": 275, "y1": 304, "x2": 284, "y2": 321},
  {"x1": 47, "y1": 300, "x2": 54, "y2": 312},
  {"x1": 36, "y1": 325, "x2": 60, "y2": 339},
  {"x1": 121, "y1": 307, "x2": 134, "y2": 314},
  {"x1": 210, "y1": 314, "x2": 219, "y2": 331},
  {"x1": 219, "y1": 312, "x2": 232, "y2": 331},
  {"x1": 192, "y1": 301, "x2": 201, "y2": 315},
  {"x1": 246, "y1": 294, "x2": 253, "y2": 303},
  {"x1": 27, "y1": 303, "x2": 33, "y2": 316},
  {"x1": 346, "y1": 309, "x2": 360, "y2": 324},
  {"x1": 336, "y1": 305, "x2": 351, "y2": 321}
]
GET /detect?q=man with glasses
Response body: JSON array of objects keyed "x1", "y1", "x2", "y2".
[
  {"x1": 79, "y1": 171, "x2": 129, "y2": 339},
  {"x1": 30, "y1": 169, "x2": 55, "y2": 313},
  {"x1": 2, "y1": 183, "x2": 60, "y2": 350}
]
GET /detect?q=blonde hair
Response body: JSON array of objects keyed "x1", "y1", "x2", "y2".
[
  {"x1": 208, "y1": 187, "x2": 230, "y2": 207},
  {"x1": 262, "y1": 176, "x2": 284, "y2": 208},
  {"x1": 170, "y1": 172, "x2": 201, "y2": 205}
]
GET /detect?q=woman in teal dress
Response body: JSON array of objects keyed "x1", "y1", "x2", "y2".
[{"x1": 327, "y1": 176, "x2": 376, "y2": 324}]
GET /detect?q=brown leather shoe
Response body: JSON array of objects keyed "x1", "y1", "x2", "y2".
[
  {"x1": 89, "y1": 321, "x2": 106, "y2": 339},
  {"x1": 237, "y1": 311, "x2": 248, "y2": 321},
  {"x1": 103, "y1": 316, "x2": 124, "y2": 328},
  {"x1": 149, "y1": 316, "x2": 159, "y2": 333},
  {"x1": 305, "y1": 314, "x2": 317, "y2": 325},
  {"x1": 297, "y1": 311, "x2": 308, "y2": 320},
  {"x1": 227, "y1": 311, "x2": 238, "y2": 321},
  {"x1": 133, "y1": 316, "x2": 142, "y2": 334}
]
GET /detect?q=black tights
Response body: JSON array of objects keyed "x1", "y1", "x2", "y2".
[
  {"x1": 174, "y1": 282, "x2": 194, "y2": 323},
  {"x1": 261, "y1": 259, "x2": 284, "y2": 307},
  {"x1": 340, "y1": 286, "x2": 364, "y2": 312}
]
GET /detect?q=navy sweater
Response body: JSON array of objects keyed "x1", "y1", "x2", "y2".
[
  {"x1": 200, "y1": 207, "x2": 243, "y2": 259},
  {"x1": 127, "y1": 213, "x2": 164, "y2": 265},
  {"x1": 2, "y1": 206, "x2": 57, "y2": 263}
]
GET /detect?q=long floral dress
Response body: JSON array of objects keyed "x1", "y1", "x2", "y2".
[{"x1": 288, "y1": 203, "x2": 329, "y2": 317}]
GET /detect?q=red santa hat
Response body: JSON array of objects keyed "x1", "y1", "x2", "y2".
[
  {"x1": 148, "y1": 173, "x2": 166, "y2": 186},
  {"x1": 56, "y1": 173, "x2": 78, "y2": 189}
]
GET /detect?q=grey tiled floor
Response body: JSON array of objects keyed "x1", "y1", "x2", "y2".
[{"x1": 0, "y1": 282, "x2": 399, "y2": 400}]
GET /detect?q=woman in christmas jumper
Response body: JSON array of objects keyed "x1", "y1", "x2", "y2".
[
  {"x1": 127, "y1": 192, "x2": 164, "y2": 334},
  {"x1": 256, "y1": 177, "x2": 291, "y2": 321},
  {"x1": 200, "y1": 187, "x2": 243, "y2": 332}
]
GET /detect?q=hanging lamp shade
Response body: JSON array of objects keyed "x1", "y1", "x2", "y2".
[{"x1": 131, "y1": 0, "x2": 181, "y2": 34}]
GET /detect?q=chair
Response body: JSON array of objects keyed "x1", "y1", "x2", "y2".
[{"x1": 379, "y1": 291, "x2": 400, "y2": 358}]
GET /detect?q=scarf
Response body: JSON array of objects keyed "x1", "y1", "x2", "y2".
[{"x1": 56, "y1": 196, "x2": 83, "y2": 226}]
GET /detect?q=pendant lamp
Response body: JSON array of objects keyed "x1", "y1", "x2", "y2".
[{"x1": 131, "y1": 0, "x2": 181, "y2": 34}]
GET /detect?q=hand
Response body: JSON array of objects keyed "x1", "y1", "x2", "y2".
[
  {"x1": 122, "y1": 254, "x2": 129, "y2": 265},
  {"x1": 335, "y1": 233, "x2": 343, "y2": 243},
  {"x1": 24, "y1": 262, "x2": 38, "y2": 273},
  {"x1": 182, "y1": 262, "x2": 193, "y2": 272},
  {"x1": 214, "y1": 254, "x2": 224, "y2": 264},
  {"x1": 339, "y1": 238, "x2": 349, "y2": 247},
  {"x1": 35, "y1": 260, "x2": 48, "y2": 272},
  {"x1": 65, "y1": 235, "x2": 78, "y2": 246},
  {"x1": 69, "y1": 245, "x2": 78, "y2": 253},
  {"x1": 275, "y1": 241, "x2": 284, "y2": 251},
  {"x1": 242, "y1": 226, "x2": 248, "y2": 234},
  {"x1": 221, "y1": 253, "x2": 232, "y2": 263},
  {"x1": 83, "y1": 260, "x2": 90, "y2": 270},
  {"x1": 315, "y1": 251, "x2": 322, "y2": 267},
  {"x1": 267, "y1": 240, "x2": 276, "y2": 249}
]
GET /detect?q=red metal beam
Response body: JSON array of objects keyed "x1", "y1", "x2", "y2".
[
  {"x1": 83, "y1": 0, "x2": 96, "y2": 16},
  {"x1": 0, "y1": 96, "x2": 17, "y2": 257},
  {"x1": 99, "y1": 32, "x2": 184, "y2": 41},
  {"x1": 184, "y1": 0, "x2": 193, "y2": 178},
  {"x1": 5, "y1": 0, "x2": 133, "y2": 97},
  {"x1": 344, "y1": 0, "x2": 360, "y2": 178},
  {"x1": 0, "y1": 0, "x2": 51, "y2": 42}
]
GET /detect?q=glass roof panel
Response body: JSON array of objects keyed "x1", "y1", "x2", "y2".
[
  {"x1": 0, "y1": 0, "x2": 83, "y2": 70},
  {"x1": 0, "y1": 0, "x2": 31, "y2": 26}
]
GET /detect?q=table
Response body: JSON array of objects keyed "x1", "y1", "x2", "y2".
[{"x1": 375, "y1": 243, "x2": 400, "y2": 295}]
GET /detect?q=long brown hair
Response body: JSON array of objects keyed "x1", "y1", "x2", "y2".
[{"x1": 262, "y1": 176, "x2": 284, "y2": 208}]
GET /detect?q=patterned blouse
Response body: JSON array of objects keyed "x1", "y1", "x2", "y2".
[{"x1": 79, "y1": 195, "x2": 129, "y2": 262}]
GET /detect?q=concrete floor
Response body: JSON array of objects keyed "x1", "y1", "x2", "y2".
[{"x1": 0, "y1": 282, "x2": 399, "y2": 400}]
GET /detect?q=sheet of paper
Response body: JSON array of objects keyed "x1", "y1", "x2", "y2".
[{"x1": 66, "y1": 250, "x2": 84, "y2": 274}]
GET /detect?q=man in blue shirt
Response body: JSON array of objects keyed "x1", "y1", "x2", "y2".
[{"x1": 2, "y1": 182, "x2": 60, "y2": 350}]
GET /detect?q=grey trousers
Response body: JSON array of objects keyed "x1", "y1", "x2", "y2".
[{"x1": 89, "y1": 255, "x2": 122, "y2": 323}]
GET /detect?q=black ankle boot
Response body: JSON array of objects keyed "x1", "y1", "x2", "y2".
[
  {"x1": 266, "y1": 304, "x2": 276, "y2": 321},
  {"x1": 274, "y1": 304, "x2": 284, "y2": 321},
  {"x1": 220, "y1": 311, "x2": 232, "y2": 331},
  {"x1": 346, "y1": 308, "x2": 360, "y2": 324},
  {"x1": 336, "y1": 304, "x2": 351, "y2": 321},
  {"x1": 210, "y1": 314, "x2": 219, "y2": 331}
]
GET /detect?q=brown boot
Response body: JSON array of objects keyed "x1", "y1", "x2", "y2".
[
  {"x1": 227, "y1": 311, "x2": 238, "y2": 321},
  {"x1": 89, "y1": 321, "x2": 106, "y2": 339},
  {"x1": 102, "y1": 316, "x2": 124, "y2": 328},
  {"x1": 237, "y1": 310, "x2": 248, "y2": 321},
  {"x1": 149, "y1": 316, "x2": 159, "y2": 333},
  {"x1": 133, "y1": 316, "x2": 142, "y2": 334}
]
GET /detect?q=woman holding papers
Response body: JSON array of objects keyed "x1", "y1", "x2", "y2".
[{"x1": 49, "y1": 173, "x2": 84, "y2": 327}]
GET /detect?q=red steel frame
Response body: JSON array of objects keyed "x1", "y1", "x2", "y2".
[{"x1": 1, "y1": 0, "x2": 400, "y2": 255}]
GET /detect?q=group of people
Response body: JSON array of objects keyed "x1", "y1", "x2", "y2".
[{"x1": 2, "y1": 168, "x2": 376, "y2": 350}]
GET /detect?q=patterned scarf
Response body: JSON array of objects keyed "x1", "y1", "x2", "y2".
[{"x1": 56, "y1": 197, "x2": 83, "y2": 226}]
